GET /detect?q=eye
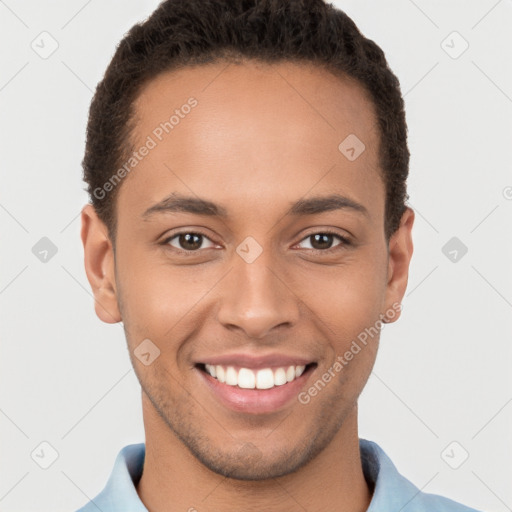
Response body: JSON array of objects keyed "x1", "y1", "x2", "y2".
[
  {"x1": 296, "y1": 231, "x2": 351, "y2": 252},
  {"x1": 160, "y1": 229, "x2": 352, "y2": 256},
  {"x1": 162, "y1": 231, "x2": 217, "y2": 253}
]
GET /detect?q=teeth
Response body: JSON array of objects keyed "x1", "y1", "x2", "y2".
[
  {"x1": 216, "y1": 365, "x2": 226, "y2": 383},
  {"x1": 295, "y1": 365, "x2": 306, "y2": 378},
  {"x1": 256, "y1": 368, "x2": 274, "y2": 389},
  {"x1": 274, "y1": 367, "x2": 287, "y2": 386},
  {"x1": 205, "y1": 363, "x2": 216, "y2": 378},
  {"x1": 238, "y1": 368, "x2": 256, "y2": 389},
  {"x1": 226, "y1": 366, "x2": 238, "y2": 385},
  {"x1": 203, "y1": 363, "x2": 310, "y2": 389}
]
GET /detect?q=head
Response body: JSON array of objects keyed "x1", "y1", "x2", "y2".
[{"x1": 81, "y1": 0, "x2": 414, "y2": 480}]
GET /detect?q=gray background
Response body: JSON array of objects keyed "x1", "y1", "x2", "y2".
[{"x1": 0, "y1": 1, "x2": 511, "y2": 511}]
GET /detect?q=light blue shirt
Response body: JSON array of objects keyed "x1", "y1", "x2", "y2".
[{"x1": 75, "y1": 439, "x2": 482, "y2": 511}]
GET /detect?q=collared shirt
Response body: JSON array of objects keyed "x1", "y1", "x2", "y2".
[{"x1": 75, "y1": 439, "x2": 482, "y2": 512}]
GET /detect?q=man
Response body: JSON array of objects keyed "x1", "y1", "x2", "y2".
[{"x1": 78, "y1": 0, "x2": 481, "y2": 510}]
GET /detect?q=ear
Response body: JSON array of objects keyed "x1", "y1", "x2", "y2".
[
  {"x1": 382, "y1": 207, "x2": 414, "y2": 323},
  {"x1": 80, "y1": 203, "x2": 122, "y2": 324}
]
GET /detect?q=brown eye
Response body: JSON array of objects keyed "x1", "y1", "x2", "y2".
[
  {"x1": 311, "y1": 233, "x2": 335, "y2": 250},
  {"x1": 297, "y1": 231, "x2": 351, "y2": 252},
  {"x1": 164, "y1": 232, "x2": 216, "y2": 252}
]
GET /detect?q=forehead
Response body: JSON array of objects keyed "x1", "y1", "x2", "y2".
[{"x1": 119, "y1": 60, "x2": 383, "y2": 224}]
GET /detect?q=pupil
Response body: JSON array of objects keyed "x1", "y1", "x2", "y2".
[
  {"x1": 180, "y1": 233, "x2": 201, "y2": 250},
  {"x1": 312, "y1": 233, "x2": 332, "y2": 250}
]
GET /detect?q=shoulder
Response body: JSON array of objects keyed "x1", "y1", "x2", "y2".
[
  {"x1": 360, "y1": 439, "x2": 483, "y2": 512},
  {"x1": 73, "y1": 443, "x2": 147, "y2": 512},
  {"x1": 409, "y1": 491, "x2": 483, "y2": 512}
]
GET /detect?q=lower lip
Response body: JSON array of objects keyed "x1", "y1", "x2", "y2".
[{"x1": 196, "y1": 365, "x2": 316, "y2": 414}]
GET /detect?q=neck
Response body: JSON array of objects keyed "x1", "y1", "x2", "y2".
[{"x1": 137, "y1": 395, "x2": 372, "y2": 512}]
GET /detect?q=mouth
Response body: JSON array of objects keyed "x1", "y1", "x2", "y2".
[
  {"x1": 195, "y1": 362, "x2": 318, "y2": 414},
  {"x1": 195, "y1": 362, "x2": 317, "y2": 389}
]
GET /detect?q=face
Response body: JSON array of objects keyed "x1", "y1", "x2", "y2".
[{"x1": 81, "y1": 60, "x2": 414, "y2": 480}]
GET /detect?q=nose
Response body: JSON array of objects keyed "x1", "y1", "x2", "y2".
[{"x1": 216, "y1": 249, "x2": 300, "y2": 340}]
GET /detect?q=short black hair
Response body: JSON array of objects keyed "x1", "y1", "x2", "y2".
[{"x1": 82, "y1": 0, "x2": 410, "y2": 245}]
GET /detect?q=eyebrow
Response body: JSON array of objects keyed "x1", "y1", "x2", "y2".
[{"x1": 141, "y1": 192, "x2": 369, "y2": 219}]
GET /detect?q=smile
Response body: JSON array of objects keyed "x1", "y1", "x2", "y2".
[
  {"x1": 200, "y1": 363, "x2": 314, "y2": 390},
  {"x1": 196, "y1": 362, "x2": 317, "y2": 414}
]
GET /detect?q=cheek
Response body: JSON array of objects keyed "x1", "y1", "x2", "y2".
[
  {"x1": 116, "y1": 253, "x2": 218, "y2": 341},
  {"x1": 294, "y1": 252, "x2": 388, "y2": 333}
]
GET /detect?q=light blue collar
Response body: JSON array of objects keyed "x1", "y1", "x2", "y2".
[{"x1": 76, "y1": 438, "x2": 481, "y2": 512}]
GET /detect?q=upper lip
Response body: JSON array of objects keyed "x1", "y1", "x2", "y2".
[{"x1": 196, "y1": 352, "x2": 315, "y2": 370}]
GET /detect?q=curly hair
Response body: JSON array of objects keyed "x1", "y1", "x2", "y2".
[{"x1": 82, "y1": 0, "x2": 410, "y2": 245}]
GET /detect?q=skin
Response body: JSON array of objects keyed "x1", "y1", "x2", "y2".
[{"x1": 81, "y1": 60, "x2": 414, "y2": 512}]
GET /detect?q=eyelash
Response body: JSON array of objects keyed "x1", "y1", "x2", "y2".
[{"x1": 160, "y1": 229, "x2": 352, "y2": 256}]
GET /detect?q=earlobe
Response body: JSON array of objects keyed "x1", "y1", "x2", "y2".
[
  {"x1": 80, "y1": 204, "x2": 122, "y2": 324},
  {"x1": 383, "y1": 207, "x2": 415, "y2": 323}
]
